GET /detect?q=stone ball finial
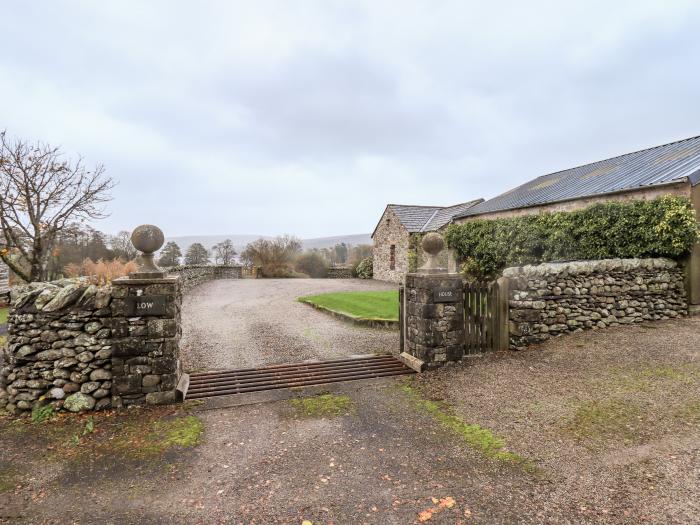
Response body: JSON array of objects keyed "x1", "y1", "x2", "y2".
[
  {"x1": 421, "y1": 232, "x2": 445, "y2": 256},
  {"x1": 129, "y1": 225, "x2": 165, "y2": 279},
  {"x1": 131, "y1": 225, "x2": 165, "y2": 255}
]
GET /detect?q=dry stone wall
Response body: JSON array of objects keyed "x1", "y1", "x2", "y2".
[
  {"x1": 0, "y1": 275, "x2": 184, "y2": 415},
  {"x1": 327, "y1": 266, "x2": 354, "y2": 279},
  {"x1": 504, "y1": 258, "x2": 687, "y2": 349},
  {"x1": 166, "y1": 264, "x2": 242, "y2": 293},
  {"x1": 0, "y1": 279, "x2": 114, "y2": 414}
]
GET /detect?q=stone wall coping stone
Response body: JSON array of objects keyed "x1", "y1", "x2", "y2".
[
  {"x1": 113, "y1": 275, "x2": 181, "y2": 285},
  {"x1": 502, "y1": 258, "x2": 677, "y2": 278},
  {"x1": 167, "y1": 264, "x2": 243, "y2": 271}
]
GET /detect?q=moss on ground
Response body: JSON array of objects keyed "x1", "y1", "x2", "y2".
[
  {"x1": 608, "y1": 364, "x2": 698, "y2": 393},
  {"x1": 106, "y1": 414, "x2": 204, "y2": 457},
  {"x1": 290, "y1": 393, "x2": 356, "y2": 418},
  {"x1": 1, "y1": 408, "x2": 204, "y2": 462},
  {"x1": 400, "y1": 383, "x2": 534, "y2": 471},
  {"x1": 561, "y1": 361, "x2": 700, "y2": 446},
  {"x1": 566, "y1": 399, "x2": 645, "y2": 442},
  {"x1": 0, "y1": 467, "x2": 18, "y2": 493}
]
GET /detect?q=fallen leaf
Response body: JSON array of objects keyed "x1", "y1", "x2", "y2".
[
  {"x1": 418, "y1": 510, "x2": 433, "y2": 522},
  {"x1": 440, "y1": 497, "x2": 456, "y2": 509}
]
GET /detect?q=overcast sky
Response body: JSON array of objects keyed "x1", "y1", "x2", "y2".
[{"x1": 2, "y1": 1, "x2": 700, "y2": 238}]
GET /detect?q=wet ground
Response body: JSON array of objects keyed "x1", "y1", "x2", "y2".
[{"x1": 1, "y1": 280, "x2": 698, "y2": 524}]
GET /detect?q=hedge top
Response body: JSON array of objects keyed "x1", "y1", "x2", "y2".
[{"x1": 445, "y1": 196, "x2": 698, "y2": 280}]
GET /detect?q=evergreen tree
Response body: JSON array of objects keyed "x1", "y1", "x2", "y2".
[
  {"x1": 158, "y1": 241, "x2": 182, "y2": 267},
  {"x1": 185, "y1": 243, "x2": 210, "y2": 265}
]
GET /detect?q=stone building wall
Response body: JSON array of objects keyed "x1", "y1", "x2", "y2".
[
  {"x1": 166, "y1": 264, "x2": 242, "y2": 293},
  {"x1": 373, "y1": 208, "x2": 410, "y2": 283},
  {"x1": 453, "y1": 182, "x2": 691, "y2": 222},
  {"x1": 504, "y1": 258, "x2": 688, "y2": 349}
]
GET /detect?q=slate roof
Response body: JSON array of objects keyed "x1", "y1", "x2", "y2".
[
  {"x1": 455, "y1": 135, "x2": 700, "y2": 219},
  {"x1": 372, "y1": 199, "x2": 483, "y2": 237}
]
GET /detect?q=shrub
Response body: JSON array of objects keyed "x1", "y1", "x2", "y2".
[
  {"x1": 444, "y1": 196, "x2": 699, "y2": 281},
  {"x1": 295, "y1": 252, "x2": 329, "y2": 278},
  {"x1": 240, "y1": 235, "x2": 302, "y2": 278},
  {"x1": 64, "y1": 257, "x2": 138, "y2": 284},
  {"x1": 354, "y1": 257, "x2": 373, "y2": 279}
]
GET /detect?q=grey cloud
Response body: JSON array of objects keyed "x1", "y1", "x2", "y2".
[{"x1": 1, "y1": 1, "x2": 700, "y2": 238}]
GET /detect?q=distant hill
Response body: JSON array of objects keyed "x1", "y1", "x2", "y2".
[
  {"x1": 301, "y1": 234, "x2": 372, "y2": 250},
  {"x1": 165, "y1": 233, "x2": 372, "y2": 253}
]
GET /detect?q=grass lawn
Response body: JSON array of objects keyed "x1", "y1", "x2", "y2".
[
  {"x1": 298, "y1": 290, "x2": 399, "y2": 321},
  {"x1": 0, "y1": 307, "x2": 8, "y2": 325}
]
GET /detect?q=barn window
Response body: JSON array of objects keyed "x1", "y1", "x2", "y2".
[{"x1": 390, "y1": 244, "x2": 396, "y2": 270}]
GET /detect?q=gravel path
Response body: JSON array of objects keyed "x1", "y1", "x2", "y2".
[
  {"x1": 180, "y1": 278, "x2": 399, "y2": 371},
  {"x1": 414, "y1": 316, "x2": 700, "y2": 524}
]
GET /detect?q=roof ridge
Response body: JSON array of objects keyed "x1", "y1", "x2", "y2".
[
  {"x1": 441, "y1": 198, "x2": 485, "y2": 210},
  {"x1": 419, "y1": 209, "x2": 441, "y2": 232},
  {"x1": 530, "y1": 134, "x2": 700, "y2": 181},
  {"x1": 388, "y1": 203, "x2": 445, "y2": 209}
]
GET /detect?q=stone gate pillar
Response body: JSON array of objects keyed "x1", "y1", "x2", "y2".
[
  {"x1": 109, "y1": 225, "x2": 188, "y2": 407},
  {"x1": 399, "y1": 233, "x2": 465, "y2": 371}
]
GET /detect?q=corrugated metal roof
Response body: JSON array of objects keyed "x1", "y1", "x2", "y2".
[{"x1": 456, "y1": 135, "x2": 700, "y2": 219}]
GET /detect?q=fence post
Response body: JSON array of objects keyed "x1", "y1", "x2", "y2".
[{"x1": 494, "y1": 276, "x2": 510, "y2": 351}]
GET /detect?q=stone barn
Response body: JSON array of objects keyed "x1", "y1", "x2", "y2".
[
  {"x1": 451, "y1": 134, "x2": 700, "y2": 310},
  {"x1": 371, "y1": 200, "x2": 483, "y2": 283},
  {"x1": 372, "y1": 135, "x2": 700, "y2": 305}
]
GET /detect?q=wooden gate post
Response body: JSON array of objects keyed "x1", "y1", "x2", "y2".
[{"x1": 494, "y1": 276, "x2": 510, "y2": 351}]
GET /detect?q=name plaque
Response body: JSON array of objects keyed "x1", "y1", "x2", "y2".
[
  {"x1": 433, "y1": 288, "x2": 460, "y2": 303},
  {"x1": 126, "y1": 295, "x2": 168, "y2": 316}
]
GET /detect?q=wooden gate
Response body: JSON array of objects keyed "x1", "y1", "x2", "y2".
[{"x1": 464, "y1": 279, "x2": 509, "y2": 354}]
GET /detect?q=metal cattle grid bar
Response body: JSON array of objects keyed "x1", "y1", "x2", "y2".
[{"x1": 187, "y1": 354, "x2": 414, "y2": 399}]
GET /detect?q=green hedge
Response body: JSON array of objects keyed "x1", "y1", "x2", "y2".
[
  {"x1": 444, "y1": 196, "x2": 699, "y2": 281},
  {"x1": 354, "y1": 257, "x2": 373, "y2": 279}
]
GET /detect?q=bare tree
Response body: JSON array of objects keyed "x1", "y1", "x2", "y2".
[
  {"x1": 109, "y1": 230, "x2": 138, "y2": 261},
  {"x1": 240, "y1": 235, "x2": 301, "y2": 277},
  {"x1": 213, "y1": 239, "x2": 237, "y2": 265},
  {"x1": 0, "y1": 131, "x2": 114, "y2": 282}
]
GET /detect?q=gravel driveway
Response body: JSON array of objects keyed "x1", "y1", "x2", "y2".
[
  {"x1": 180, "y1": 278, "x2": 399, "y2": 371},
  {"x1": 2, "y1": 316, "x2": 698, "y2": 523}
]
